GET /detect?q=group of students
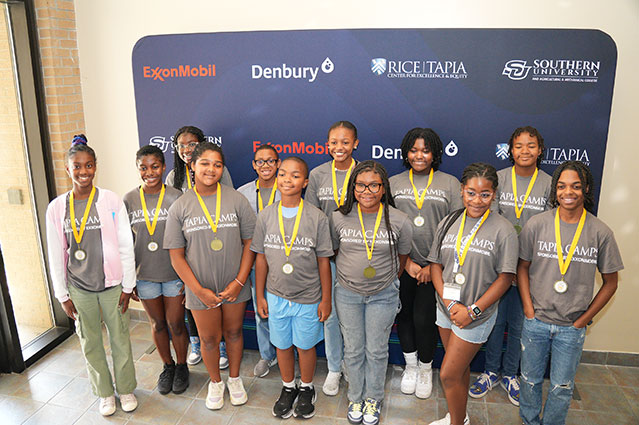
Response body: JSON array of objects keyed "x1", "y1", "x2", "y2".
[{"x1": 45, "y1": 122, "x2": 623, "y2": 425}]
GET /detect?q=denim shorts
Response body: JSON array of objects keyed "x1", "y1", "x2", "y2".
[
  {"x1": 136, "y1": 279, "x2": 183, "y2": 300},
  {"x1": 266, "y1": 292, "x2": 323, "y2": 350},
  {"x1": 436, "y1": 307, "x2": 497, "y2": 344}
]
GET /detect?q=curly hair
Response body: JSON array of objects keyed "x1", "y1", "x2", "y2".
[
  {"x1": 549, "y1": 160, "x2": 595, "y2": 213},
  {"x1": 399, "y1": 127, "x2": 443, "y2": 171},
  {"x1": 508, "y1": 126, "x2": 545, "y2": 167}
]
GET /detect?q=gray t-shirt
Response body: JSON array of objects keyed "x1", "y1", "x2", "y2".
[
  {"x1": 163, "y1": 185, "x2": 256, "y2": 309},
  {"x1": 330, "y1": 206, "x2": 413, "y2": 296},
  {"x1": 306, "y1": 160, "x2": 356, "y2": 215},
  {"x1": 165, "y1": 165, "x2": 233, "y2": 192},
  {"x1": 123, "y1": 185, "x2": 182, "y2": 283},
  {"x1": 494, "y1": 167, "x2": 552, "y2": 230},
  {"x1": 390, "y1": 169, "x2": 463, "y2": 266},
  {"x1": 64, "y1": 190, "x2": 105, "y2": 292},
  {"x1": 237, "y1": 179, "x2": 281, "y2": 214},
  {"x1": 250, "y1": 201, "x2": 334, "y2": 304},
  {"x1": 427, "y1": 210, "x2": 519, "y2": 327},
  {"x1": 519, "y1": 209, "x2": 624, "y2": 326}
]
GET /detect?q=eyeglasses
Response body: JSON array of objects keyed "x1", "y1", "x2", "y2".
[
  {"x1": 173, "y1": 142, "x2": 198, "y2": 151},
  {"x1": 355, "y1": 182, "x2": 382, "y2": 193},
  {"x1": 463, "y1": 189, "x2": 493, "y2": 200},
  {"x1": 254, "y1": 159, "x2": 278, "y2": 167}
]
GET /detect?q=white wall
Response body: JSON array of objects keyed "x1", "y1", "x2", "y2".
[{"x1": 74, "y1": 0, "x2": 639, "y2": 353}]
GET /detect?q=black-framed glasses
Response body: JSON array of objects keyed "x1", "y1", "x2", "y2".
[
  {"x1": 254, "y1": 159, "x2": 278, "y2": 167},
  {"x1": 355, "y1": 182, "x2": 382, "y2": 193}
]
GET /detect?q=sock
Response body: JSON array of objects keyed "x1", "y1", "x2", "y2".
[
  {"x1": 282, "y1": 379, "x2": 296, "y2": 389},
  {"x1": 300, "y1": 381, "x2": 313, "y2": 388},
  {"x1": 419, "y1": 360, "x2": 432, "y2": 370},
  {"x1": 228, "y1": 376, "x2": 240, "y2": 382},
  {"x1": 404, "y1": 351, "x2": 418, "y2": 367}
]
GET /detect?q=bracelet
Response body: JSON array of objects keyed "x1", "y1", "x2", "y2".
[
  {"x1": 446, "y1": 300, "x2": 458, "y2": 312},
  {"x1": 467, "y1": 306, "x2": 476, "y2": 321},
  {"x1": 234, "y1": 278, "x2": 244, "y2": 287}
]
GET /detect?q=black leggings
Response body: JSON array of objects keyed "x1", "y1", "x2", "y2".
[
  {"x1": 186, "y1": 308, "x2": 199, "y2": 338},
  {"x1": 395, "y1": 270, "x2": 438, "y2": 363}
]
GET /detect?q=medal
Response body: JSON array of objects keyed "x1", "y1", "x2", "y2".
[
  {"x1": 282, "y1": 263, "x2": 294, "y2": 275},
  {"x1": 74, "y1": 249, "x2": 87, "y2": 261},
  {"x1": 147, "y1": 241, "x2": 159, "y2": 252},
  {"x1": 512, "y1": 166, "x2": 538, "y2": 230},
  {"x1": 195, "y1": 183, "x2": 223, "y2": 251},
  {"x1": 554, "y1": 280, "x2": 568, "y2": 294},
  {"x1": 454, "y1": 209, "x2": 490, "y2": 284},
  {"x1": 409, "y1": 168, "x2": 433, "y2": 227},
  {"x1": 331, "y1": 159, "x2": 355, "y2": 207},
  {"x1": 514, "y1": 223, "x2": 522, "y2": 235},
  {"x1": 140, "y1": 184, "x2": 166, "y2": 250},
  {"x1": 413, "y1": 215, "x2": 425, "y2": 227},
  {"x1": 454, "y1": 272, "x2": 466, "y2": 285},
  {"x1": 363, "y1": 266, "x2": 377, "y2": 278},
  {"x1": 257, "y1": 179, "x2": 278, "y2": 211}
]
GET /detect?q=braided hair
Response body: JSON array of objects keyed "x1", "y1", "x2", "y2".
[
  {"x1": 399, "y1": 127, "x2": 444, "y2": 171},
  {"x1": 508, "y1": 126, "x2": 545, "y2": 167},
  {"x1": 172, "y1": 126, "x2": 205, "y2": 190},
  {"x1": 549, "y1": 160, "x2": 595, "y2": 213}
]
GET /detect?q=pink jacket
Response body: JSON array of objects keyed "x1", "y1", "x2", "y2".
[{"x1": 45, "y1": 187, "x2": 136, "y2": 303}]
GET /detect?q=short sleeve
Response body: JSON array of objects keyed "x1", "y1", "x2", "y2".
[
  {"x1": 316, "y1": 213, "x2": 334, "y2": 258},
  {"x1": 596, "y1": 228, "x2": 624, "y2": 274},
  {"x1": 495, "y1": 225, "x2": 519, "y2": 274},
  {"x1": 397, "y1": 216, "x2": 413, "y2": 255},
  {"x1": 329, "y1": 212, "x2": 340, "y2": 251},
  {"x1": 237, "y1": 194, "x2": 257, "y2": 240},
  {"x1": 249, "y1": 213, "x2": 266, "y2": 254},
  {"x1": 163, "y1": 201, "x2": 186, "y2": 249},
  {"x1": 519, "y1": 220, "x2": 535, "y2": 261},
  {"x1": 449, "y1": 179, "x2": 463, "y2": 211},
  {"x1": 305, "y1": 171, "x2": 320, "y2": 208},
  {"x1": 426, "y1": 219, "x2": 446, "y2": 264}
]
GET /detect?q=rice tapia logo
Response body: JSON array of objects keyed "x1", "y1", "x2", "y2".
[
  {"x1": 496, "y1": 143, "x2": 509, "y2": 160},
  {"x1": 143, "y1": 64, "x2": 216, "y2": 81},
  {"x1": 371, "y1": 58, "x2": 387, "y2": 75}
]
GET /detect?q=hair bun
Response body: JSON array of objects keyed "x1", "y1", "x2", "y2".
[{"x1": 71, "y1": 134, "x2": 88, "y2": 146}]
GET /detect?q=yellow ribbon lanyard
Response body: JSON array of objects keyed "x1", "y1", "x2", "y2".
[
  {"x1": 278, "y1": 200, "x2": 304, "y2": 262},
  {"x1": 257, "y1": 179, "x2": 278, "y2": 212},
  {"x1": 332, "y1": 159, "x2": 355, "y2": 207},
  {"x1": 194, "y1": 183, "x2": 221, "y2": 236},
  {"x1": 139, "y1": 184, "x2": 166, "y2": 237},
  {"x1": 357, "y1": 203, "x2": 384, "y2": 263},
  {"x1": 512, "y1": 166, "x2": 538, "y2": 220},
  {"x1": 554, "y1": 208, "x2": 587, "y2": 279},
  {"x1": 69, "y1": 186, "x2": 97, "y2": 246},
  {"x1": 186, "y1": 165, "x2": 192, "y2": 190},
  {"x1": 409, "y1": 168, "x2": 434, "y2": 211},
  {"x1": 454, "y1": 209, "x2": 490, "y2": 271}
]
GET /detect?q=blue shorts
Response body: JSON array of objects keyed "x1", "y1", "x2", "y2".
[
  {"x1": 136, "y1": 279, "x2": 183, "y2": 300},
  {"x1": 266, "y1": 292, "x2": 323, "y2": 350},
  {"x1": 436, "y1": 307, "x2": 497, "y2": 344}
]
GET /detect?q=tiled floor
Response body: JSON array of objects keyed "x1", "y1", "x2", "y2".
[{"x1": 1, "y1": 321, "x2": 638, "y2": 424}]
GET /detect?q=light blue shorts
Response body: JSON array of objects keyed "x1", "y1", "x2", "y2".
[
  {"x1": 436, "y1": 307, "x2": 497, "y2": 344},
  {"x1": 136, "y1": 279, "x2": 183, "y2": 300},
  {"x1": 266, "y1": 292, "x2": 323, "y2": 350}
]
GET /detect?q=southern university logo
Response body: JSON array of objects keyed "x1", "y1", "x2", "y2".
[
  {"x1": 371, "y1": 58, "x2": 387, "y2": 75},
  {"x1": 496, "y1": 143, "x2": 509, "y2": 160},
  {"x1": 502, "y1": 60, "x2": 532, "y2": 80}
]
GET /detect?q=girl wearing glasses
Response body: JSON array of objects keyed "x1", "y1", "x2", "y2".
[
  {"x1": 330, "y1": 161, "x2": 413, "y2": 425},
  {"x1": 389, "y1": 128, "x2": 462, "y2": 399},
  {"x1": 427, "y1": 162, "x2": 518, "y2": 425}
]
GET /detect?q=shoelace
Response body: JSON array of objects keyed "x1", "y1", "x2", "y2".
[
  {"x1": 418, "y1": 369, "x2": 431, "y2": 383},
  {"x1": 509, "y1": 377, "x2": 520, "y2": 392},
  {"x1": 363, "y1": 400, "x2": 379, "y2": 415},
  {"x1": 350, "y1": 402, "x2": 362, "y2": 413},
  {"x1": 476, "y1": 373, "x2": 495, "y2": 389}
]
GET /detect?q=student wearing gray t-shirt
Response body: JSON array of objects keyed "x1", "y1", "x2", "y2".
[
  {"x1": 390, "y1": 128, "x2": 463, "y2": 400},
  {"x1": 164, "y1": 143, "x2": 256, "y2": 411},
  {"x1": 427, "y1": 163, "x2": 518, "y2": 425},
  {"x1": 518, "y1": 161, "x2": 623, "y2": 425},
  {"x1": 331, "y1": 161, "x2": 413, "y2": 425}
]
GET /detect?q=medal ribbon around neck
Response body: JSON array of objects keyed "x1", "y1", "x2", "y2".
[
  {"x1": 257, "y1": 179, "x2": 278, "y2": 211},
  {"x1": 194, "y1": 183, "x2": 221, "y2": 235},
  {"x1": 186, "y1": 165, "x2": 193, "y2": 190},
  {"x1": 554, "y1": 208, "x2": 587, "y2": 277},
  {"x1": 455, "y1": 209, "x2": 490, "y2": 268},
  {"x1": 278, "y1": 199, "x2": 304, "y2": 260},
  {"x1": 331, "y1": 159, "x2": 355, "y2": 207},
  {"x1": 69, "y1": 186, "x2": 97, "y2": 245},
  {"x1": 409, "y1": 168, "x2": 434, "y2": 211},
  {"x1": 357, "y1": 203, "x2": 384, "y2": 262},
  {"x1": 512, "y1": 166, "x2": 539, "y2": 219},
  {"x1": 139, "y1": 184, "x2": 165, "y2": 237}
]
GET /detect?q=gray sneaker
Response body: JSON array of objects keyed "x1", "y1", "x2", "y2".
[{"x1": 254, "y1": 357, "x2": 278, "y2": 377}]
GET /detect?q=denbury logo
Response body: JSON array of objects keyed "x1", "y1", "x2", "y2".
[
  {"x1": 502, "y1": 60, "x2": 532, "y2": 80},
  {"x1": 143, "y1": 64, "x2": 216, "y2": 82},
  {"x1": 371, "y1": 58, "x2": 387, "y2": 75},
  {"x1": 502, "y1": 59, "x2": 600, "y2": 83},
  {"x1": 496, "y1": 143, "x2": 509, "y2": 160},
  {"x1": 251, "y1": 57, "x2": 334, "y2": 83}
]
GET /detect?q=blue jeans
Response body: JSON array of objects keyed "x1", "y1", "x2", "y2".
[
  {"x1": 520, "y1": 317, "x2": 586, "y2": 425},
  {"x1": 483, "y1": 285, "x2": 524, "y2": 376},
  {"x1": 250, "y1": 270, "x2": 276, "y2": 361},
  {"x1": 324, "y1": 261, "x2": 344, "y2": 373},
  {"x1": 335, "y1": 279, "x2": 400, "y2": 402}
]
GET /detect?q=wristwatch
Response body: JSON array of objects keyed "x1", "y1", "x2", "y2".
[{"x1": 470, "y1": 303, "x2": 482, "y2": 318}]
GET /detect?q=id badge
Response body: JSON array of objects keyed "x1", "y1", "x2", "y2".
[{"x1": 442, "y1": 282, "x2": 461, "y2": 301}]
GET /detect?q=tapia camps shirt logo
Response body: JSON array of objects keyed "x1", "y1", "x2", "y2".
[
  {"x1": 496, "y1": 143, "x2": 509, "y2": 160},
  {"x1": 371, "y1": 58, "x2": 387, "y2": 75},
  {"x1": 143, "y1": 64, "x2": 216, "y2": 81},
  {"x1": 502, "y1": 59, "x2": 600, "y2": 83},
  {"x1": 370, "y1": 58, "x2": 467, "y2": 79},
  {"x1": 251, "y1": 57, "x2": 334, "y2": 83}
]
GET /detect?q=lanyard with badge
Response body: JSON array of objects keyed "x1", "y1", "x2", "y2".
[
  {"x1": 409, "y1": 168, "x2": 433, "y2": 227},
  {"x1": 511, "y1": 166, "x2": 538, "y2": 234},
  {"x1": 194, "y1": 183, "x2": 223, "y2": 251},
  {"x1": 357, "y1": 203, "x2": 383, "y2": 278},
  {"x1": 553, "y1": 208, "x2": 586, "y2": 294},
  {"x1": 442, "y1": 209, "x2": 490, "y2": 301},
  {"x1": 279, "y1": 200, "x2": 304, "y2": 275},
  {"x1": 69, "y1": 186, "x2": 96, "y2": 261},
  {"x1": 139, "y1": 184, "x2": 166, "y2": 251},
  {"x1": 257, "y1": 179, "x2": 278, "y2": 211},
  {"x1": 331, "y1": 159, "x2": 355, "y2": 207}
]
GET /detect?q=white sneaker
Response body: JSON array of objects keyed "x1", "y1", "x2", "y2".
[
  {"x1": 428, "y1": 412, "x2": 470, "y2": 425},
  {"x1": 99, "y1": 395, "x2": 116, "y2": 416},
  {"x1": 206, "y1": 380, "x2": 225, "y2": 410},
  {"x1": 119, "y1": 393, "x2": 138, "y2": 412},
  {"x1": 322, "y1": 371, "x2": 341, "y2": 396},
  {"x1": 400, "y1": 364, "x2": 418, "y2": 394},
  {"x1": 227, "y1": 377, "x2": 248, "y2": 405},
  {"x1": 415, "y1": 367, "x2": 433, "y2": 399}
]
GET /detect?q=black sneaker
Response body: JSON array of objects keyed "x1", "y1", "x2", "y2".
[
  {"x1": 272, "y1": 385, "x2": 299, "y2": 419},
  {"x1": 172, "y1": 363, "x2": 190, "y2": 394},
  {"x1": 293, "y1": 385, "x2": 317, "y2": 419},
  {"x1": 158, "y1": 363, "x2": 175, "y2": 395}
]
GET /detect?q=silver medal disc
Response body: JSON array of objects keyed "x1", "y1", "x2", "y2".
[
  {"x1": 282, "y1": 263, "x2": 294, "y2": 275},
  {"x1": 413, "y1": 216, "x2": 425, "y2": 227},
  {"x1": 74, "y1": 249, "x2": 87, "y2": 261},
  {"x1": 554, "y1": 280, "x2": 568, "y2": 294},
  {"x1": 147, "y1": 241, "x2": 159, "y2": 252},
  {"x1": 454, "y1": 272, "x2": 466, "y2": 285}
]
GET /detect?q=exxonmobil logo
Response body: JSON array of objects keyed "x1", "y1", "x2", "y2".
[
  {"x1": 253, "y1": 140, "x2": 329, "y2": 155},
  {"x1": 143, "y1": 64, "x2": 216, "y2": 81}
]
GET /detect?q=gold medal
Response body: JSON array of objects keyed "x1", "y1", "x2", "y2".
[
  {"x1": 554, "y1": 208, "x2": 586, "y2": 294},
  {"x1": 512, "y1": 166, "x2": 538, "y2": 225},
  {"x1": 363, "y1": 266, "x2": 377, "y2": 279},
  {"x1": 454, "y1": 272, "x2": 466, "y2": 285},
  {"x1": 69, "y1": 186, "x2": 96, "y2": 259},
  {"x1": 409, "y1": 168, "x2": 433, "y2": 226},
  {"x1": 74, "y1": 249, "x2": 87, "y2": 261},
  {"x1": 147, "y1": 241, "x2": 159, "y2": 252},
  {"x1": 210, "y1": 239, "x2": 223, "y2": 251},
  {"x1": 140, "y1": 185, "x2": 166, "y2": 247},
  {"x1": 413, "y1": 215, "x2": 425, "y2": 227},
  {"x1": 282, "y1": 262, "x2": 294, "y2": 275},
  {"x1": 514, "y1": 223, "x2": 522, "y2": 235},
  {"x1": 554, "y1": 280, "x2": 568, "y2": 293},
  {"x1": 278, "y1": 199, "x2": 304, "y2": 278},
  {"x1": 454, "y1": 209, "x2": 490, "y2": 278}
]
